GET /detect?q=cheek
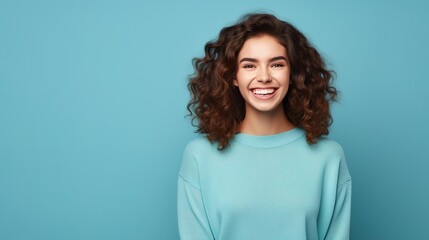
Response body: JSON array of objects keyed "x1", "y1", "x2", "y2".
[
  {"x1": 274, "y1": 71, "x2": 290, "y2": 85},
  {"x1": 235, "y1": 71, "x2": 254, "y2": 84}
]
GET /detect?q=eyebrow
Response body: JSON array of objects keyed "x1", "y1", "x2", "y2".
[{"x1": 239, "y1": 56, "x2": 288, "y2": 63}]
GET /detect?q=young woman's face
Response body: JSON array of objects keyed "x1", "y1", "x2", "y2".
[{"x1": 234, "y1": 34, "x2": 290, "y2": 115}]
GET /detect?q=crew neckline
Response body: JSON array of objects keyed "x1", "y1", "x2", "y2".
[{"x1": 233, "y1": 127, "x2": 305, "y2": 148}]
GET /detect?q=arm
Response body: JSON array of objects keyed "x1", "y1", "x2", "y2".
[
  {"x1": 323, "y1": 179, "x2": 352, "y2": 240},
  {"x1": 177, "y1": 143, "x2": 214, "y2": 240},
  {"x1": 177, "y1": 175, "x2": 214, "y2": 240},
  {"x1": 318, "y1": 142, "x2": 352, "y2": 240}
]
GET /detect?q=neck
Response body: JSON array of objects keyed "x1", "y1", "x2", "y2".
[{"x1": 239, "y1": 106, "x2": 295, "y2": 135}]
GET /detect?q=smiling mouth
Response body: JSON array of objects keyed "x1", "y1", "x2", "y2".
[{"x1": 251, "y1": 88, "x2": 277, "y2": 95}]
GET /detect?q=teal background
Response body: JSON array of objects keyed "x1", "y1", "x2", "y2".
[{"x1": 1, "y1": 0, "x2": 428, "y2": 239}]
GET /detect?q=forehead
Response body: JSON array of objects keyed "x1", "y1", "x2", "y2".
[{"x1": 238, "y1": 34, "x2": 287, "y2": 58}]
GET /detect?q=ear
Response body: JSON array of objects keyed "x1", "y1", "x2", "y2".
[{"x1": 233, "y1": 79, "x2": 238, "y2": 86}]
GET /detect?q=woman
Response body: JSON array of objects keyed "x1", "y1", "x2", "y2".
[{"x1": 177, "y1": 13, "x2": 352, "y2": 240}]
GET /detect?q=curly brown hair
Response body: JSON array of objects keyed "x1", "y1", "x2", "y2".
[{"x1": 187, "y1": 13, "x2": 338, "y2": 150}]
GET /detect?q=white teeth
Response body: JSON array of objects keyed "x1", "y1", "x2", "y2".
[{"x1": 252, "y1": 88, "x2": 275, "y2": 95}]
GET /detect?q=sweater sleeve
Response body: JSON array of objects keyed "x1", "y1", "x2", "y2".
[
  {"x1": 318, "y1": 143, "x2": 352, "y2": 240},
  {"x1": 323, "y1": 179, "x2": 352, "y2": 240},
  {"x1": 177, "y1": 143, "x2": 214, "y2": 240}
]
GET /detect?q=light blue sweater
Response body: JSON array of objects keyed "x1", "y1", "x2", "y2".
[{"x1": 177, "y1": 128, "x2": 352, "y2": 240}]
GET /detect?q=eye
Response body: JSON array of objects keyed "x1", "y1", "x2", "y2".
[
  {"x1": 242, "y1": 64, "x2": 255, "y2": 69},
  {"x1": 272, "y1": 63, "x2": 285, "y2": 68}
]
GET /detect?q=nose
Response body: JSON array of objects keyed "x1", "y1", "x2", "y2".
[{"x1": 257, "y1": 67, "x2": 271, "y2": 83}]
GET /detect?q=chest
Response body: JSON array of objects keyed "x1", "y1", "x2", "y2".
[{"x1": 201, "y1": 151, "x2": 324, "y2": 221}]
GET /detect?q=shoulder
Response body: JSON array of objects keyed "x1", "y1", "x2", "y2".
[
  {"x1": 183, "y1": 136, "x2": 218, "y2": 157},
  {"x1": 308, "y1": 137, "x2": 351, "y2": 184},
  {"x1": 310, "y1": 137, "x2": 345, "y2": 158},
  {"x1": 179, "y1": 136, "x2": 220, "y2": 188}
]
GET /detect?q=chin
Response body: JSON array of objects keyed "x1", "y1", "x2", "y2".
[{"x1": 248, "y1": 102, "x2": 284, "y2": 114}]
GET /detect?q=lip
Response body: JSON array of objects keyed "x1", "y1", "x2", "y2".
[{"x1": 250, "y1": 88, "x2": 278, "y2": 100}]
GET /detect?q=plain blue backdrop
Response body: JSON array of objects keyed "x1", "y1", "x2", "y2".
[{"x1": 1, "y1": 0, "x2": 428, "y2": 239}]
